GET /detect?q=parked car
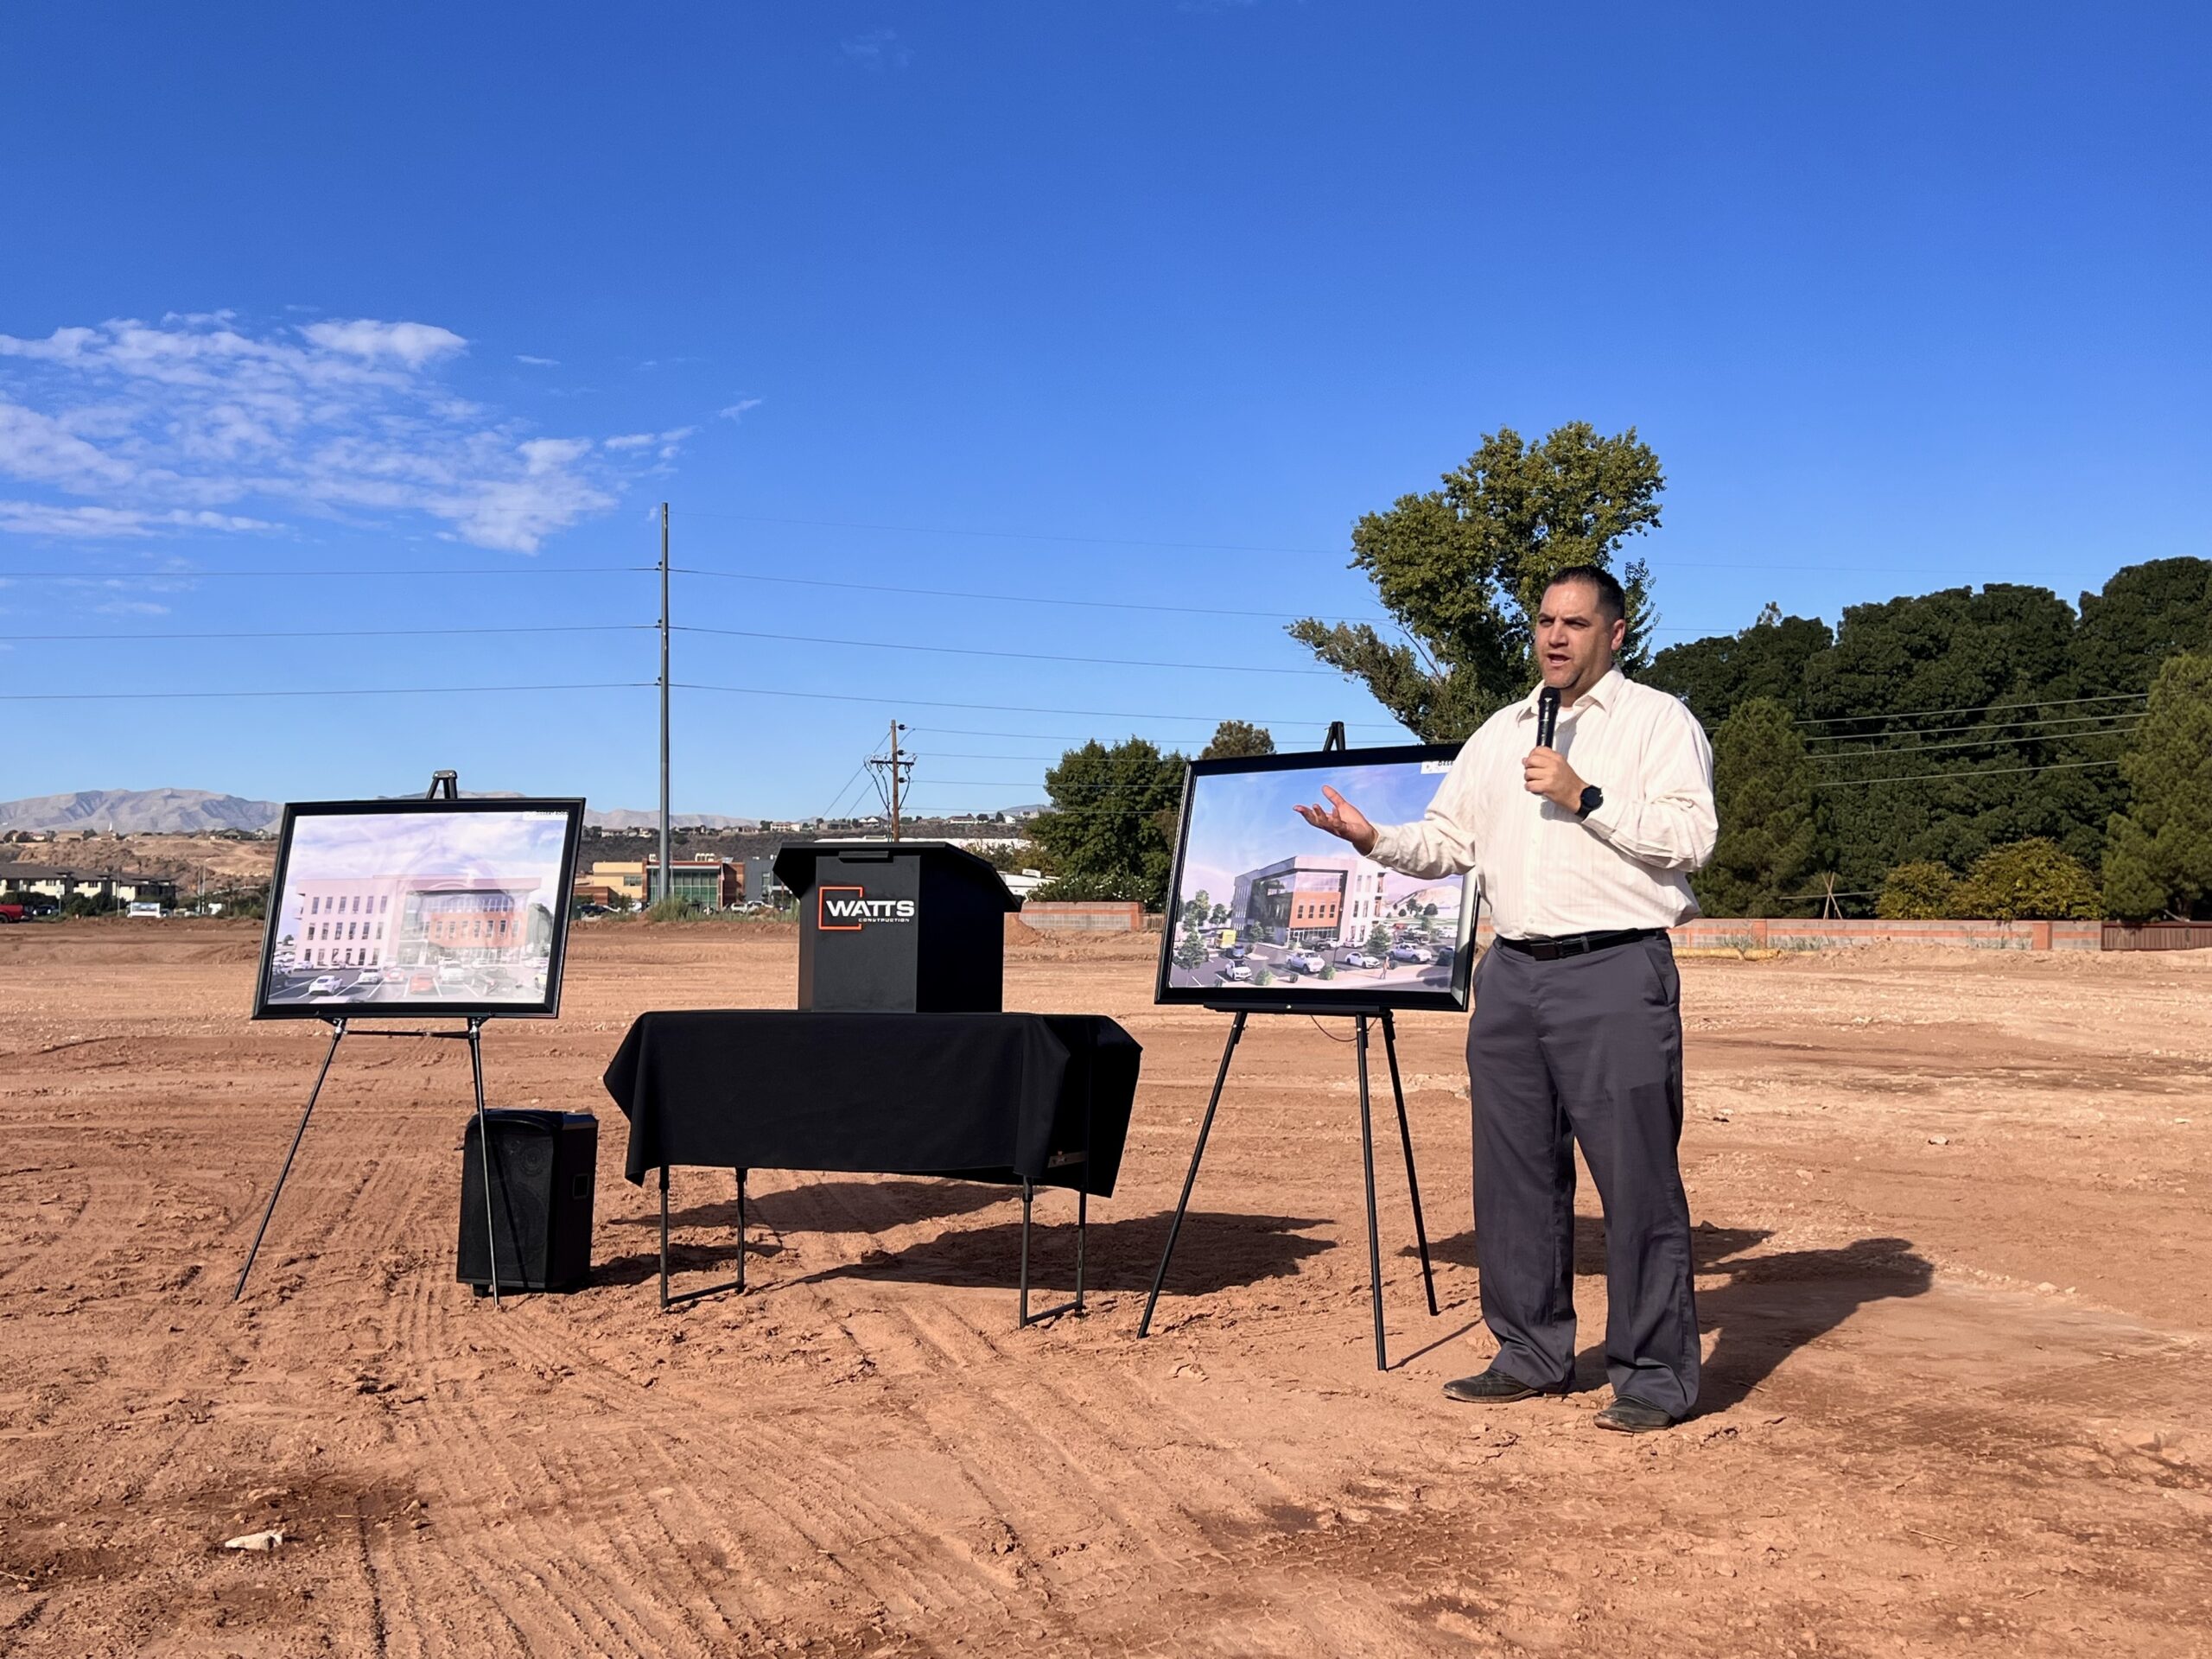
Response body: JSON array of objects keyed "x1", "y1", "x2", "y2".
[
  {"x1": 1389, "y1": 944, "x2": 1431, "y2": 963},
  {"x1": 1338, "y1": 950, "x2": 1380, "y2": 969},
  {"x1": 353, "y1": 966, "x2": 384, "y2": 985},
  {"x1": 1223, "y1": 942, "x2": 1249, "y2": 960},
  {"x1": 308, "y1": 974, "x2": 344, "y2": 995},
  {"x1": 1219, "y1": 960, "x2": 1255, "y2": 982},
  {"x1": 407, "y1": 971, "x2": 437, "y2": 995},
  {"x1": 1285, "y1": 950, "x2": 1327, "y2": 975}
]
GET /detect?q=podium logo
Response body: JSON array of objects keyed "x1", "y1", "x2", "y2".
[{"x1": 818, "y1": 885, "x2": 918, "y2": 931}]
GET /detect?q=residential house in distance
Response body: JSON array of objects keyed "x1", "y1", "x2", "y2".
[{"x1": 0, "y1": 862, "x2": 180, "y2": 907}]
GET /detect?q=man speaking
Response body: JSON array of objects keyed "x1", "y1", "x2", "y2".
[{"x1": 1295, "y1": 565, "x2": 1716, "y2": 1432}]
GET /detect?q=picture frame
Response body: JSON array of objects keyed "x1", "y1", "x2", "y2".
[
  {"x1": 252, "y1": 797, "x2": 587, "y2": 1020},
  {"x1": 1154, "y1": 744, "x2": 1478, "y2": 1014}
]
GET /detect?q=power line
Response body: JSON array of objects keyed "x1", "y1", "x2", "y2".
[
  {"x1": 677, "y1": 679, "x2": 1405, "y2": 729},
  {"x1": 1794, "y1": 690, "x2": 2148, "y2": 729},
  {"x1": 1811, "y1": 719, "x2": 2145, "y2": 763},
  {"x1": 670, "y1": 509, "x2": 1339, "y2": 558},
  {"x1": 1803, "y1": 707, "x2": 2150, "y2": 745},
  {"x1": 0, "y1": 623, "x2": 652, "y2": 644},
  {"x1": 674, "y1": 566, "x2": 1389, "y2": 625},
  {"x1": 1804, "y1": 708, "x2": 2150, "y2": 747},
  {"x1": 673, "y1": 624, "x2": 1336, "y2": 677},
  {"x1": 1812, "y1": 758, "x2": 2123, "y2": 789},
  {"x1": 0, "y1": 681, "x2": 652, "y2": 703},
  {"x1": 0, "y1": 564, "x2": 652, "y2": 581}
]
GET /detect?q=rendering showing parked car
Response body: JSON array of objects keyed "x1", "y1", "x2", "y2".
[
  {"x1": 308, "y1": 974, "x2": 343, "y2": 995},
  {"x1": 1338, "y1": 950, "x2": 1380, "y2": 969},
  {"x1": 1285, "y1": 950, "x2": 1328, "y2": 974},
  {"x1": 1389, "y1": 944, "x2": 1431, "y2": 963},
  {"x1": 1219, "y1": 959, "x2": 1255, "y2": 982}
]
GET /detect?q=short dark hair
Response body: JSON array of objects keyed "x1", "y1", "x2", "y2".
[{"x1": 1543, "y1": 563, "x2": 1626, "y2": 624}]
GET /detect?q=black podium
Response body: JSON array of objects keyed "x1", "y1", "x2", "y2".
[{"x1": 773, "y1": 841, "x2": 1019, "y2": 1013}]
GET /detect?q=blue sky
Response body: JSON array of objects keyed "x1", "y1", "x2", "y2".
[{"x1": 2, "y1": 3, "x2": 2205, "y2": 818}]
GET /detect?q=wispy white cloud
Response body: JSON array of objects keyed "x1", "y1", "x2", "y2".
[
  {"x1": 841, "y1": 28, "x2": 912, "y2": 69},
  {"x1": 0, "y1": 314, "x2": 684, "y2": 552},
  {"x1": 516, "y1": 354, "x2": 559, "y2": 367},
  {"x1": 718, "y1": 398, "x2": 764, "y2": 422}
]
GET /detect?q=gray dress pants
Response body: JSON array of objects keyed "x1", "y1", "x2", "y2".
[{"x1": 1466, "y1": 934, "x2": 1698, "y2": 1415}]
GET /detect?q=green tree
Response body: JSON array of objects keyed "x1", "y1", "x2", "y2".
[
  {"x1": 1288, "y1": 423, "x2": 1664, "y2": 741},
  {"x1": 1643, "y1": 602, "x2": 1834, "y2": 728},
  {"x1": 1199, "y1": 720, "x2": 1276, "y2": 760},
  {"x1": 1028, "y1": 737, "x2": 1186, "y2": 908},
  {"x1": 1173, "y1": 889, "x2": 1214, "y2": 968},
  {"x1": 1696, "y1": 696, "x2": 1818, "y2": 917},
  {"x1": 1806, "y1": 583, "x2": 2085, "y2": 894},
  {"x1": 1954, "y1": 839, "x2": 2101, "y2": 920},
  {"x1": 1877, "y1": 861, "x2": 1959, "y2": 920},
  {"x1": 2101, "y1": 652, "x2": 2212, "y2": 919}
]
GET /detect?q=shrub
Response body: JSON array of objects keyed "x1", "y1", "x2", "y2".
[
  {"x1": 645, "y1": 896, "x2": 700, "y2": 923},
  {"x1": 1955, "y1": 838, "x2": 2102, "y2": 921},
  {"x1": 1876, "y1": 861, "x2": 1958, "y2": 920}
]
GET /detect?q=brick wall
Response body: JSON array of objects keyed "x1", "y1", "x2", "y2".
[
  {"x1": 1020, "y1": 900, "x2": 1146, "y2": 933},
  {"x1": 1471, "y1": 918, "x2": 2107, "y2": 951}
]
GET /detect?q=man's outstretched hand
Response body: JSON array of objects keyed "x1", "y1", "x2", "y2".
[{"x1": 1293, "y1": 785, "x2": 1378, "y2": 855}]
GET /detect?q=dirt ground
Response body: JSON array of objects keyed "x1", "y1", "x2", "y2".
[{"x1": 1, "y1": 920, "x2": 2208, "y2": 1657}]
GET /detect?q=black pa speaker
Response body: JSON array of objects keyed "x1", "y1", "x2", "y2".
[{"x1": 457, "y1": 1110, "x2": 597, "y2": 1292}]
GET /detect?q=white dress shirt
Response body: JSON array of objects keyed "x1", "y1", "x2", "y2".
[{"x1": 1368, "y1": 667, "x2": 1717, "y2": 940}]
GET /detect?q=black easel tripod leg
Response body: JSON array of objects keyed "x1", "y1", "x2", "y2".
[
  {"x1": 467, "y1": 1018, "x2": 500, "y2": 1311},
  {"x1": 1139, "y1": 1010, "x2": 1246, "y2": 1338},
  {"x1": 1356, "y1": 1014, "x2": 1388, "y2": 1371},
  {"x1": 1380, "y1": 1008, "x2": 1438, "y2": 1316},
  {"x1": 233, "y1": 1018, "x2": 347, "y2": 1302}
]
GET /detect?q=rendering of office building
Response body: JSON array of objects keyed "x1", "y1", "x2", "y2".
[
  {"x1": 286, "y1": 874, "x2": 546, "y2": 969},
  {"x1": 1229, "y1": 855, "x2": 1387, "y2": 949}
]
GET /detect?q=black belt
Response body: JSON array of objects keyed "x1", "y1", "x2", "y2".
[{"x1": 1495, "y1": 927, "x2": 1663, "y2": 962}]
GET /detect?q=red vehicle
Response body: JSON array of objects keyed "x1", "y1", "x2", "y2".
[{"x1": 0, "y1": 905, "x2": 27, "y2": 925}]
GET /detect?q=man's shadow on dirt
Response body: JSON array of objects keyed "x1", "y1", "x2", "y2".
[
  {"x1": 599, "y1": 1177, "x2": 1333, "y2": 1298},
  {"x1": 1416, "y1": 1221, "x2": 1933, "y2": 1412}
]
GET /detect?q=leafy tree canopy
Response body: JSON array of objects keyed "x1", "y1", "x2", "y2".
[
  {"x1": 1643, "y1": 602, "x2": 1834, "y2": 728},
  {"x1": 1954, "y1": 839, "x2": 2102, "y2": 921},
  {"x1": 2103, "y1": 651, "x2": 2212, "y2": 919},
  {"x1": 1696, "y1": 696, "x2": 1818, "y2": 917},
  {"x1": 1289, "y1": 423, "x2": 1663, "y2": 741},
  {"x1": 1199, "y1": 720, "x2": 1276, "y2": 760},
  {"x1": 1027, "y1": 736, "x2": 1186, "y2": 908},
  {"x1": 1877, "y1": 861, "x2": 1959, "y2": 920}
]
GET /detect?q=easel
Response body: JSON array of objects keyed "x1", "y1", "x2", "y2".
[
  {"x1": 1138, "y1": 721, "x2": 1440, "y2": 1370},
  {"x1": 232, "y1": 771, "x2": 509, "y2": 1308}
]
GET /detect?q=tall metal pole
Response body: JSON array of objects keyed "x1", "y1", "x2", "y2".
[
  {"x1": 888, "y1": 718, "x2": 902, "y2": 841},
  {"x1": 658, "y1": 502, "x2": 671, "y2": 906}
]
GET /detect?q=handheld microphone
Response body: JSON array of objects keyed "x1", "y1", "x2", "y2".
[{"x1": 1536, "y1": 685, "x2": 1560, "y2": 750}]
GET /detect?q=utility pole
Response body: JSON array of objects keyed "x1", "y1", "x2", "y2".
[
  {"x1": 867, "y1": 720, "x2": 912, "y2": 841},
  {"x1": 658, "y1": 501, "x2": 671, "y2": 906}
]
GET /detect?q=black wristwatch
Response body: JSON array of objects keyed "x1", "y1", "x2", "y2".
[{"x1": 1575, "y1": 785, "x2": 1603, "y2": 819}]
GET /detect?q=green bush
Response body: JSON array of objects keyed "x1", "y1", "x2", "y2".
[
  {"x1": 1955, "y1": 838, "x2": 2102, "y2": 920},
  {"x1": 1876, "y1": 862, "x2": 1958, "y2": 920},
  {"x1": 645, "y1": 897, "x2": 700, "y2": 923}
]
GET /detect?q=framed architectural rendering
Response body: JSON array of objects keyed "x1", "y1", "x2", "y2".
[
  {"x1": 1155, "y1": 746, "x2": 1477, "y2": 1013},
  {"x1": 253, "y1": 798, "x2": 586, "y2": 1020}
]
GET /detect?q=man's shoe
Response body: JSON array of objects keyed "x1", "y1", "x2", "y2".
[
  {"x1": 1593, "y1": 1396, "x2": 1675, "y2": 1433},
  {"x1": 1442, "y1": 1369, "x2": 1548, "y2": 1404}
]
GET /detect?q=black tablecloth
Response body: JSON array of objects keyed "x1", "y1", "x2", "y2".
[{"x1": 601, "y1": 1011, "x2": 1141, "y2": 1197}]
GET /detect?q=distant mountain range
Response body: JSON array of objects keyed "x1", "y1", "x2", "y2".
[{"x1": 0, "y1": 788, "x2": 760, "y2": 835}]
